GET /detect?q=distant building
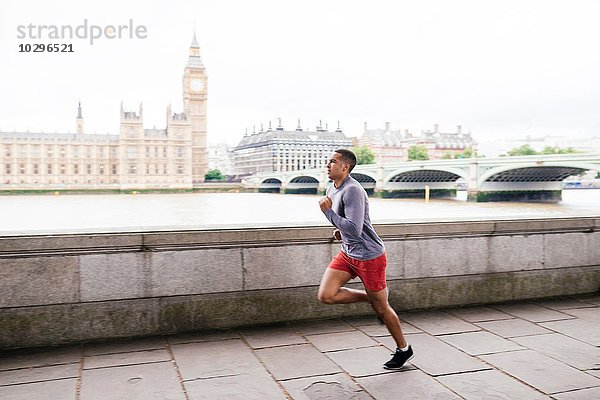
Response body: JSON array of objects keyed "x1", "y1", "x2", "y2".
[
  {"x1": 208, "y1": 143, "x2": 234, "y2": 176},
  {"x1": 231, "y1": 120, "x2": 352, "y2": 175},
  {"x1": 0, "y1": 34, "x2": 209, "y2": 190},
  {"x1": 359, "y1": 123, "x2": 477, "y2": 163}
]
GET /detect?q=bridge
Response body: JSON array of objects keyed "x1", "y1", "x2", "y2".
[{"x1": 242, "y1": 153, "x2": 600, "y2": 201}]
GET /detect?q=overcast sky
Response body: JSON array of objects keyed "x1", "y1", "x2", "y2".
[{"x1": 1, "y1": 0, "x2": 599, "y2": 147}]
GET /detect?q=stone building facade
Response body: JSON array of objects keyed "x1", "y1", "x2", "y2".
[
  {"x1": 0, "y1": 35, "x2": 208, "y2": 190},
  {"x1": 359, "y1": 122, "x2": 477, "y2": 163},
  {"x1": 231, "y1": 120, "x2": 352, "y2": 175}
]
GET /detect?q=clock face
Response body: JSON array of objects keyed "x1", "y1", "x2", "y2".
[{"x1": 190, "y1": 79, "x2": 204, "y2": 92}]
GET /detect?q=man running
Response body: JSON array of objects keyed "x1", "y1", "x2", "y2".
[{"x1": 318, "y1": 148, "x2": 413, "y2": 370}]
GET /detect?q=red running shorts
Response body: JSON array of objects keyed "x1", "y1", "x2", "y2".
[{"x1": 327, "y1": 250, "x2": 387, "y2": 291}]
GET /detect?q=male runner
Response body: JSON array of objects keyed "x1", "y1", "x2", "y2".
[{"x1": 318, "y1": 149, "x2": 413, "y2": 369}]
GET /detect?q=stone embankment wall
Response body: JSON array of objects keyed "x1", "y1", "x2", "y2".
[{"x1": 1, "y1": 217, "x2": 599, "y2": 349}]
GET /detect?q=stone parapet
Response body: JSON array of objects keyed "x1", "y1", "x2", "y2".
[{"x1": 1, "y1": 217, "x2": 599, "y2": 348}]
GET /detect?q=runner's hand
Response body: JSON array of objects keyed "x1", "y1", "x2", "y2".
[{"x1": 319, "y1": 196, "x2": 332, "y2": 212}]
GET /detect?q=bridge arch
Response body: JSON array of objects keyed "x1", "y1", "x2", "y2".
[
  {"x1": 285, "y1": 175, "x2": 320, "y2": 194},
  {"x1": 259, "y1": 178, "x2": 282, "y2": 193},
  {"x1": 350, "y1": 173, "x2": 376, "y2": 189},
  {"x1": 478, "y1": 163, "x2": 594, "y2": 186},
  {"x1": 384, "y1": 167, "x2": 468, "y2": 187}
]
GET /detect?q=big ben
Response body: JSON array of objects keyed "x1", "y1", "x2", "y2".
[{"x1": 183, "y1": 33, "x2": 208, "y2": 184}]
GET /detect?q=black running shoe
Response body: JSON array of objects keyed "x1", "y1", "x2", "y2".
[{"x1": 383, "y1": 346, "x2": 414, "y2": 370}]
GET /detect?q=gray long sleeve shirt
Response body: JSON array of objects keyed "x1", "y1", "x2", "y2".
[{"x1": 323, "y1": 176, "x2": 385, "y2": 261}]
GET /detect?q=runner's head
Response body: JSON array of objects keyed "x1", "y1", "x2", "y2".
[{"x1": 334, "y1": 149, "x2": 357, "y2": 173}]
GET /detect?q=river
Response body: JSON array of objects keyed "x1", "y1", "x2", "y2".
[{"x1": 1, "y1": 190, "x2": 599, "y2": 235}]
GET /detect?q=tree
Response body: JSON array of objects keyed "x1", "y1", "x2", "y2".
[
  {"x1": 507, "y1": 144, "x2": 537, "y2": 156},
  {"x1": 454, "y1": 147, "x2": 476, "y2": 159},
  {"x1": 541, "y1": 146, "x2": 579, "y2": 155},
  {"x1": 441, "y1": 152, "x2": 453, "y2": 159},
  {"x1": 352, "y1": 145, "x2": 376, "y2": 165},
  {"x1": 408, "y1": 145, "x2": 429, "y2": 161},
  {"x1": 205, "y1": 169, "x2": 224, "y2": 181}
]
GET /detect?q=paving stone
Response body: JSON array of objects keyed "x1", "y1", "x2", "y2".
[
  {"x1": 171, "y1": 339, "x2": 264, "y2": 380},
  {"x1": 437, "y1": 369, "x2": 550, "y2": 400},
  {"x1": 552, "y1": 387, "x2": 600, "y2": 400},
  {"x1": 588, "y1": 370, "x2": 600, "y2": 379},
  {"x1": 562, "y1": 307, "x2": 600, "y2": 321},
  {"x1": 447, "y1": 306, "x2": 514, "y2": 322},
  {"x1": 84, "y1": 349, "x2": 171, "y2": 370},
  {"x1": 184, "y1": 370, "x2": 287, "y2": 400},
  {"x1": 400, "y1": 311, "x2": 480, "y2": 335},
  {"x1": 356, "y1": 369, "x2": 460, "y2": 400},
  {"x1": 238, "y1": 326, "x2": 306, "y2": 349},
  {"x1": 481, "y1": 350, "x2": 600, "y2": 394},
  {"x1": 402, "y1": 333, "x2": 489, "y2": 376},
  {"x1": 343, "y1": 315, "x2": 382, "y2": 327},
  {"x1": 255, "y1": 344, "x2": 341, "y2": 380},
  {"x1": 540, "y1": 319, "x2": 600, "y2": 346},
  {"x1": 80, "y1": 362, "x2": 184, "y2": 400},
  {"x1": 84, "y1": 337, "x2": 165, "y2": 356},
  {"x1": 307, "y1": 330, "x2": 378, "y2": 352},
  {"x1": 492, "y1": 303, "x2": 574, "y2": 322},
  {"x1": 0, "y1": 345, "x2": 81, "y2": 371},
  {"x1": 166, "y1": 330, "x2": 239, "y2": 345},
  {"x1": 291, "y1": 319, "x2": 355, "y2": 335},
  {"x1": 325, "y1": 345, "x2": 413, "y2": 377},
  {"x1": 0, "y1": 378, "x2": 77, "y2": 400},
  {"x1": 281, "y1": 373, "x2": 373, "y2": 400},
  {"x1": 439, "y1": 331, "x2": 525, "y2": 355},
  {"x1": 0, "y1": 363, "x2": 79, "y2": 386},
  {"x1": 476, "y1": 318, "x2": 551, "y2": 338},
  {"x1": 533, "y1": 298, "x2": 598, "y2": 310},
  {"x1": 512, "y1": 333, "x2": 600, "y2": 370},
  {"x1": 357, "y1": 321, "x2": 420, "y2": 337}
]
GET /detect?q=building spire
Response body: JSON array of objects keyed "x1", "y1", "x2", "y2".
[
  {"x1": 187, "y1": 32, "x2": 204, "y2": 69},
  {"x1": 76, "y1": 101, "x2": 84, "y2": 134},
  {"x1": 77, "y1": 101, "x2": 82, "y2": 119}
]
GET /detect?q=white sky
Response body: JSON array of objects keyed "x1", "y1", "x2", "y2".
[{"x1": 1, "y1": 0, "x2": 600, "y2": 147}]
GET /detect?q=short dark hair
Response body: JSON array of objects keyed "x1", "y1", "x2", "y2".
[{"x1": 335, "y1": 148, "x2": 357, "y2": 172}]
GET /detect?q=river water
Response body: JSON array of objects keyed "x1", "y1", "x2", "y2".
[{"x1": 1, "y1": 190, "x2": 599, "y2": 235}]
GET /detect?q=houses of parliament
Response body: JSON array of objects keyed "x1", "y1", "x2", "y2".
[{"x1": 0, "y1": 35, "x2": 208, "y2": 191}]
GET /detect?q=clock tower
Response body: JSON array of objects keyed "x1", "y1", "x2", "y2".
[{"x1": 183, "y1": 33, "x2": 208, "y2": 184}]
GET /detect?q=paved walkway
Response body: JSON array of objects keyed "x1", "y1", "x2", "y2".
[{"x1": 1, "y1": 295, "x2": 600, "y2": 400}]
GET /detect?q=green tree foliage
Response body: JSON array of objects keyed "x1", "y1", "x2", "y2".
[
  {"x1": 204, "y1": 169, "x2": 224, "y2": 181},
  {"x1": 352, "y1": 145, "x2": 376, "y2": 165},
  {"x1": 504, "y1": 144, "x2": 580, "y2": 157},
  {"x1": 441, "y1": 152, "x2": 453, "y2": 159},
  {"x1": 507, "y1": 144, "x2": 538, "y2": 156},
  {"x1": 541, "y1": 146, "x2": 579, "y2": 155},
  {"x1": 408, "y1": 145, "x2": 429, "y2": 161}
]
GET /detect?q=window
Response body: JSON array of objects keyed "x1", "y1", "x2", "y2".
[
  {"x1": 74, "y1": 164, "x2": 79, "y2": 174},
  {"x1": 4, "y1": 145, "x2": 11, "y2": 157},
  {"x1": 32, "y1": 145, "x2": 40, "y2": 158},
  {"x1": 47, "y1": 146, "x2": 53, "y2": 158},
  {"x1": 99, "y1": 165, "x2": 105, "y2": 175},
  {"x1": 33, "y1": 164, "x2": 38, "y2": 174},
  {"x1": 5, "y1": 164, "x2": 11, "y2": 174},
  {"x1": 176, "y1": 147, "x2": 184, "y2": 158},
  {"x1": 112, "y1": 164, "x2": 117, "y2": 175},
  {"x1": 60, "y1": 164, "x2": 66, "y2": 174},
  {"x1": 87, "y1": 164, "x2": 92, "y2": 174},
  {"x1": 127, "y1": 146, "x2": 137, "y2": 159},
  {"x1": 73, "y1": 146, "x2": 80, "y2": 158},
  {"x1": 163, "y1": 147, "x2": 167, "y2": 158},
  {"x1": 60, "y1": 147, "x2": 66, "y2": 158},
  {"x1": 47, "y1": 164, "x2": 52, "y2": 174},
  {"x1": 177, "y1": 165, "x2": 184, "y2": 174},
  {"x1": 18, "y1": 145, "x2": 27, "y2": 158},
  {"x1": 129, "y1": 164, "x2": 137, "y2": 174}
]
